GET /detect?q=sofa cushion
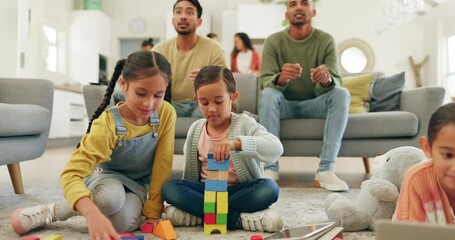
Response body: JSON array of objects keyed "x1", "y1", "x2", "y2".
[
  {"x1": 0, "y1": 103, "x2": 51, "y2": 137},
  {"x1": 342, "y1": 73, "x2": 376, "y2": 114},
  {"x1": 370, "y1": 72, "x2": 405, "y2": 112},
  {"x1": 280, "y1": 111, "x2": 418, "y2": 140},
  {"x1": 175, "y1": 117, "x2": 197, "y2": 138}
]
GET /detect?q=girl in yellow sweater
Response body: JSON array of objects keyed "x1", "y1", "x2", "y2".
[{"x1": 11, "y1": 51, "x2": 176, "y2": 240}]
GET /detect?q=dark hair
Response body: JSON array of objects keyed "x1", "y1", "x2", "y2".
[
  {"x1": 427, "y1": 102, "x2": 455, "y2": 147},
  {"x1": 173, "y1": 0, "x2": 203, "y2": 18},
  {"x1": 141, "y1": 38, "x2": 154, "y2": 48},
  {"x1": 207, "y1": 33, "x2": 218, "y2": 39},
  {"x1": 232, "y1": 32, "x2": 254, "y2": 55},
  {"x1": 80, "y1": 51, "x2": 172, "y2": 147}
]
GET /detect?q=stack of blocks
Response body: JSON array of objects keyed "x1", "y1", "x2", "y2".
[{"x1": 204, "y1": 153, "x2": 229, "y2": 235}]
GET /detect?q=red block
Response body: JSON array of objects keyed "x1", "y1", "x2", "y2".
[
  {"x1": 21, "y1": 237, "x2": 40, "y2": 240},
  {"x1": 250, "y1": 235, "x2": 264, "y2": 240},
  {"x1": 140, "y1": 222, "x2": 154, "y2": 233},
  {"x1": 204, "y1": 213, "x2": 216, "y2": 224},
  {"x1": 119, "y1": 232, "x2": 134, "y2": 236}
]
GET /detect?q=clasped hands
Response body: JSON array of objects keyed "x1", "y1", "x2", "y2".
[{"x1": 277, "y1": 63, "x2": 331, "y2": 87}]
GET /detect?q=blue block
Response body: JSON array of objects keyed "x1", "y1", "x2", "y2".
[
  {"x1": 121, "y1": 236, "x2": 144, "y2": 240},
  {"x1": 205, "y1": 179, "x2": 227, "y2": 191},
  {"x1": 207, "y1": 153, "x2": 230, "y2": 170}
]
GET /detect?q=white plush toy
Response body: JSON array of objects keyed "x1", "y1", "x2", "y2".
[{"x1": 323, "y1": 146, "x2": 426, "y2": 231}]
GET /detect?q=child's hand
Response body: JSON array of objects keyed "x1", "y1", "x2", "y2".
[
  {"x1": 213, "y1": 139, "x2": 241, "y2": 162},
  {"x1": 84, "y1": 210, "x2": 120, "y2": 240},
  {"x1": 143, "y1": 218, "x2": 161, "y2": 229}
]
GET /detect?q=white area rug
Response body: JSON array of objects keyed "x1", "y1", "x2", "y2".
[{"x1": 0, "y1": 183, "x2": 374, "y2": 239}]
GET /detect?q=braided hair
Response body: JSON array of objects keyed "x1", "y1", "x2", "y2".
[{"x1": 78, "y1": 51, "x2": 171, "y2": 148}]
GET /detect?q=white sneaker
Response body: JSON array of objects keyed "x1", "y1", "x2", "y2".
[
  {"x1": 164, "y1": 205, "x2": 202, "y2": 226},
  {"x1": 314, "y1": 171, "x2": 349, "y2": 192},
  {"x1": 11, "y1": 204, "x2": 56, "y2": 235},
  {"x1": 240, "y1": 208, "x2": 283, "y2": 232},
  {"x1": 264, "y1": 169, "x2": 279, "y2": 181}
]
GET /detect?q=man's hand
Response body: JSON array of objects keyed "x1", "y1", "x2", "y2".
[
  {"x1": 189, "y1": 67, "x2": 202, "y2": 85},
  {"x1": 277, "y1": 63, "x2": 302, "y2": 86},
  {"x1": 310, "y1": 65, "x2": 332, "y2": 87}
]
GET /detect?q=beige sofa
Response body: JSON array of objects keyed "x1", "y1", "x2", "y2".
[{"x1": 83, "y1": 73, "x2": 445, "y2": 173}]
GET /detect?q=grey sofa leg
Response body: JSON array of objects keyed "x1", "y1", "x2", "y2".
[
  {"x1": 7, "y1": 163, "x2": 25, "y2": 194},
  {"x1": 362, "y1": 157, "x2": 370, "y2": 174}
]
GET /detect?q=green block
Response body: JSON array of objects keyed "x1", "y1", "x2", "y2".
[
  {"x1": 216, "y1": 213, "x2": 227, "y2": 224},
  {"x1": 204, "y1": 202, "x2": 216, "y2": 213}
]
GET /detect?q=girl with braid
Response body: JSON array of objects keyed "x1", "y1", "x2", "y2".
[{"x1": 10, "y1": 51, "x2": 176, "y2": 240}]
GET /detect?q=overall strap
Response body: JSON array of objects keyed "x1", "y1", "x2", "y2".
[
  {"x1": 149, "y1": 111, "x2": 159, "y2": 126},
  {"x1": 108, "y1": 106, "x2": 127, "y2": 136}
]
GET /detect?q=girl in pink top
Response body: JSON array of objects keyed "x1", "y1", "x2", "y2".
[{"x1": 394, "y1": 102, "x2": 455, "y2": 224}]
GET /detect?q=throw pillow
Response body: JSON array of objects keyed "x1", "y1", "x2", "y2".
[
  {"x1": 342, "y1": 73, "x2": 376, "y2": 114},
  {"x1": 370, "y1": 72, "x2": 405, "y2": 112}
]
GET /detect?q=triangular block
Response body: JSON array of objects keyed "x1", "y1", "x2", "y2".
[{"x1": 153, "y1": 220, "x2": 177, "y2": 240}]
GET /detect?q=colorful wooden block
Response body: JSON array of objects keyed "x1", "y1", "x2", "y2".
[
  {"x1": 204, "y1": 213, "x2": 217, "y2": 224},
  {"x1": 204, "y1": 223, "x2": 227, "y2": 235},
  {"x1": 42, "y1": 235, "x2": 62, "y2": 240},
  {"x1": 216, "y1": 213, "x2": 228, "y2": 224},
  {"x1": 140, "y1": 222, "x2": 154, "y2": 233},
  {"x1": 208, "y1": 170, "x2": 229, "y2": 180},
  {"x1": 204, "y1": 191, "x2": 216, "y2": 202},
  {"x1": 153, "y1": 220, "x2": 177, "y2": 240},
  {"x1": 121, "y1": 236, "x2": 144, "y2": 240},
  {"x1": 21, "y1": 236, "x2": 40, "y2": 240},
  {"x1": 119, "y1": 232, "x2": 134, "y2": 236},
  {"x1": 204, "y1": 202, "x2": 216, "y2": 213},
  {"x1": 205, "y1": 179, "x2": 227, "y2": 191},
  {"x1": 217, "y1": 192, "x2": 228, "y2": 203},
  {"x1": 217, "y1": 202, "x2": 228, "y2": 213},
  {"x1": 207, "y1": 154, "x2": 230, "y2": 170}
]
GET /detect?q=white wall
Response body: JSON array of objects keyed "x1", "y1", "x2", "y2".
[{"x1": 0, "y1": 0, "x2": 19, "y2": 78}]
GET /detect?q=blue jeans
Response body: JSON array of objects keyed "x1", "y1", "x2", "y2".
[
  {"x1": 172, "y1": 100, "x2": 203, "y2": 118},
  {"x1": 259, "y1": 87, "x2": 350, "y2": 172},
  {"x1": 162, "y1": 178, "x2": 279, "y2": 230}
]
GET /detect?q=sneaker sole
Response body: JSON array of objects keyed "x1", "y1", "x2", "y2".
[
  {"x1": 10, "y1": 208, "x2": 28, "y2": 235},
  {"x1": 314, "y1": 180, "x2": 348, "y2": 192}
]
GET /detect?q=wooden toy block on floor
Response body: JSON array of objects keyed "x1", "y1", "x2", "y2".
[
  {"x1": 204, "y1": 202, "x2": 216, "y2": 213},
  {"x1": 204, "y1": 213, "x2": 217, "y2": 224},
  {"x1": 205, "y1": 179, "x2": 227, "y2": 191},
  {"x1": 119, "y1": 232, "x2": 134, "y2": 236},
  {"x1": 217, "y1": 192, "x2": 228, "y2": 203},
  {"x1": 207, "y1": 153, "x2": 230, "y2": 170},
  {"x1": 121, "y1": 236, "x2": 144, "y2": 240},
  {"x1": 140, "y1": 222, "x2": 154, "y2": 233},
  {"x1": 216, "y1": 213, "x2": 228, "y2": 224},
  {"x1": 204, "y1": 191, "x2": 216, "y2": 202},
  {"x1": 42, "y1": 235, "x2": 62, "y2": 240},
  {"x1": 217, "y1": 202, "x2": 228, "y2": 214},
  {"x1": 21, "y1": 236, "x2": 40, "y2": 240},
  {"x1": 153, "y1": 220, "x2": 177, "y2": 240},
  {"x1": 204, "y1": 223, "x2": 227, "y2": 235}
]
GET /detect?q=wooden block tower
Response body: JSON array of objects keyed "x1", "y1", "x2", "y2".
[{"x1": 204, "y1": 153, "x2": 229, "y2": 235}]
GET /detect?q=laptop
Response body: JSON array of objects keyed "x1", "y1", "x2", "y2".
[
  {"x1": 264, "y1": 222, "x2": 337, "y2": 240},
  {"x1": 375, "y1": 219, "x2": 455, "y2": 240}
]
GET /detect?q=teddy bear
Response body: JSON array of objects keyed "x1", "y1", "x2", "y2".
[{"x1": 323, "y1": 146, "x2": 426, "y2": 231}]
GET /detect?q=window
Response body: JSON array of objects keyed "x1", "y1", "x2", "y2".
[{"x1": 43, "y1": 25, "x2": 57, "y2": 72}]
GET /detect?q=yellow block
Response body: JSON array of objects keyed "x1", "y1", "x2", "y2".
[
  {"x1": 217, "y1": 202, "x2": 228, "y2": 213},
  {"x1": 42, "y1": 234, "x2": 62, "y2": 240},
  {"x1": 204, "y1": 191, "x2": 216, "y2": 202},
  {"x1": 207, "y1": 170, "x2": 229, "y2": 180},
  {"x1": 204, "y1": 223, "x2": 227, "y2": 235},
  {"x1": 217, "y1": 192, "x2": 228, "y2": 203}
]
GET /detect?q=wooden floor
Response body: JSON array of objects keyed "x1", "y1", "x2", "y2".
[{"x1": 0, "y1": 138, "x2": 372, "y2": 189}]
